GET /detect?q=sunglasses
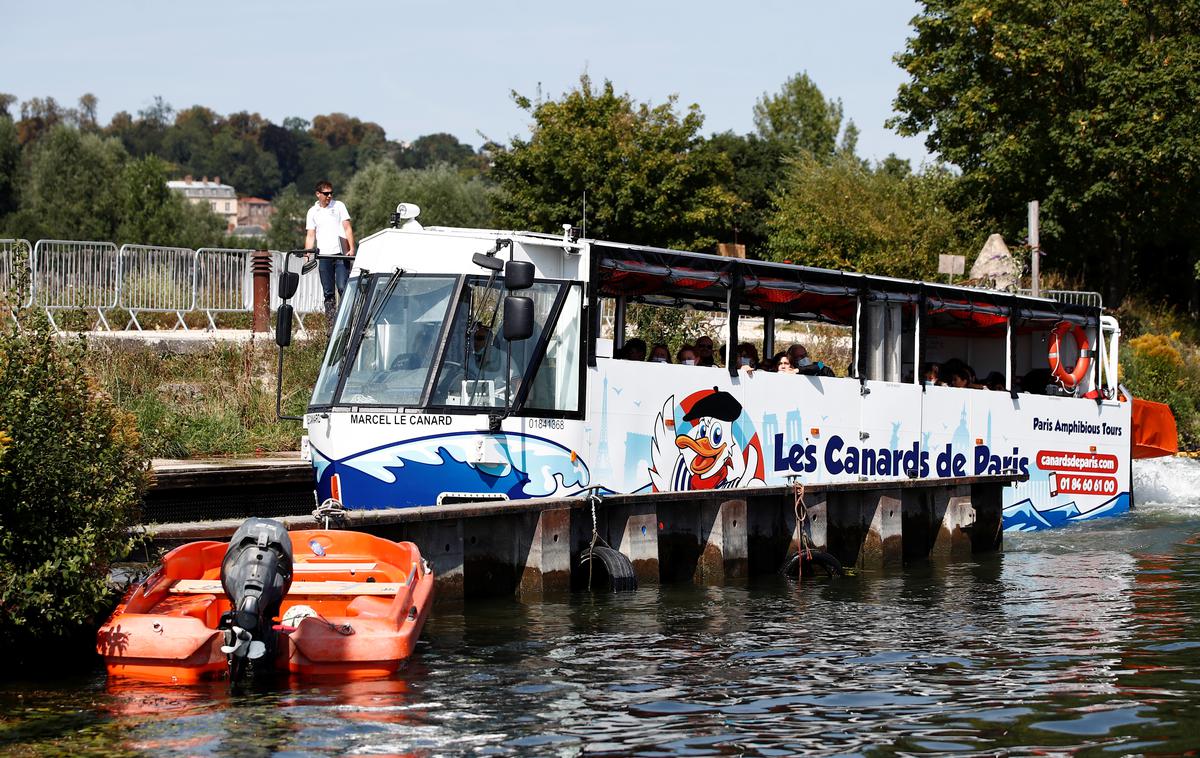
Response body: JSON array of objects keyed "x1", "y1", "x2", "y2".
[{"x1": 318, "y1": 190, "x2": 333, "y2": 196}]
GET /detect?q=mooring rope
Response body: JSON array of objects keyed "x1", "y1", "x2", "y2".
[
  {"x1": 792, "y1": 479, "x2": 812, "y2": 561},
  {"x1": 312, "y1": 498, "x2": 348, "y2": 530}
]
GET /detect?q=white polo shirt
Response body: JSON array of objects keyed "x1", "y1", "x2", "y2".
[{"x1": 305, "y1": 200, "x2": 351, "y2": 256}]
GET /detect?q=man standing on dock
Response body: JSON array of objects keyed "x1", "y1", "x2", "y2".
[{"x1": 305, "y1": 180, "x2": 355, "y2": 324}]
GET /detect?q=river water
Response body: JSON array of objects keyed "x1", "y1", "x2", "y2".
[{"x1": 4, "y1": 458, "x2": 1200, "y2": 756}]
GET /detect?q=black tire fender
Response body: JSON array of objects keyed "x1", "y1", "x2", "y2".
[
  {"x1": 781, "y1": 550, "x2": 844, "y2": 579},
  {"x1": 577, "y1": 545, "x2": 638, "y2": 592}
]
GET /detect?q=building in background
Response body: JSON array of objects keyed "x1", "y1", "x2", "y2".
[
  {"x1": 167, "y1": 176, "x2": 238, "y2": 230},
  {"x1": 237, "y1": 197, "x2": 274, "y2": 231}
]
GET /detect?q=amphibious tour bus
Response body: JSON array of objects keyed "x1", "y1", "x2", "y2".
[{"x1": 276, "y1": 203, "x2": 1173, "y2": 532}]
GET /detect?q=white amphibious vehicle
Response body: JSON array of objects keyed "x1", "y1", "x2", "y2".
[{"x1": 281, "y1": 204, "x2": 1142, "y2": 532}]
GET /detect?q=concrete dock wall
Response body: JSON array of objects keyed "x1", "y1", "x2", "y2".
[{"x1": 149, "y1": 474, "x2": 1015, "y2": 600}]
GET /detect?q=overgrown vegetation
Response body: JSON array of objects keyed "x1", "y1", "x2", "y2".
[
  {"x1": 89, "y1": 337, "x2": 327, "y2": 458},
  {"x1": 1117, "y1": 298, "x2": 1200, "y2": 449},
  {"x1": 0, "y1": 315, "x2": 149, "y2": 650}
]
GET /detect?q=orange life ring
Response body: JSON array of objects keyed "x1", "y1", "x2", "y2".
[{"x1": 1048, "y1": 321, "x2": 1091, "y2": 389}]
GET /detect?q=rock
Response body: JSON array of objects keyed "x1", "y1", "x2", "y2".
[{"x1": 970, "y1": 234, "x2": 1021, "y2": 292}]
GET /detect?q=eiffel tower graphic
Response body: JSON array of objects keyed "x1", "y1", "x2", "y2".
[{"x1": 596, "y1": 374, "x2": 612, "y2": 471}]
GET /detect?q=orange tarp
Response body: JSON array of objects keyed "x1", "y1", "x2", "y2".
[{"x1": 1132, "y1": 397, "x2": 1178, "y2": 459}]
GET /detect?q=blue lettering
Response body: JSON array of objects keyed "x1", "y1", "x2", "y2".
[{"x1": 826, "y1": 435, "x2": 846, "y2": 476}]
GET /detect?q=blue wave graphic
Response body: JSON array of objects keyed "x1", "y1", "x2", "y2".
[
  {"x1": 314, "y1": 432, "x2": 590, "y2": 510},
  {"x1": 1003, "y1": 492, "x2": 1130, "y2": 532}
]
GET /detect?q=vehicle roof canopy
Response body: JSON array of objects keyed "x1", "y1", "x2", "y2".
[{"x1": 592, "y1": 241, "x2": 1100, "y2": 335}]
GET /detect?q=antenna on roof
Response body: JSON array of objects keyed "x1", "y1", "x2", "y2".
[{"x1": 581, "y1": 190, "x2": 587, "y2": 240}]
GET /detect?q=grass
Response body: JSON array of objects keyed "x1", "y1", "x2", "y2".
[{"x1": 87, "y1": 336, "x2": 327, "y2": 458}]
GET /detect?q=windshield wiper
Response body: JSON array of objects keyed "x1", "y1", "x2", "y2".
[
  {"x1": 328, "y1": 272, "x2": 372, "y2": 366},
  {"x1": 358, "y1": 268, "x2": 406, "y2": 344}
]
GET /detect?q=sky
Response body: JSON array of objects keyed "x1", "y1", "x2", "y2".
[{"x1": 6, "y1": 1, "x2": 931, "y2": 166}]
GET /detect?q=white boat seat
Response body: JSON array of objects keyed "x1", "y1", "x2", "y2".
[{"x1": 170, "y1": 579, "x2": 402, "y2": 596}]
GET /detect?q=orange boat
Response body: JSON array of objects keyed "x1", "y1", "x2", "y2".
[{"x1": 97, "y1": 518, "x2": 434, "y2": 684}]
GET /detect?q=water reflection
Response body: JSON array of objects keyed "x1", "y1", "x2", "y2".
[{"x1": 3, "y1": 459, "x2": 1200, "y2": 754}]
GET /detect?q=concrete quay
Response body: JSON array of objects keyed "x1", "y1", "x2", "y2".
[{"x1": 145, "y1": 462, "x2": 1017, "y2": 601}]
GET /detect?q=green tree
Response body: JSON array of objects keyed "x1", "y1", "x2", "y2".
[
  {"x1": 493, "y1": 75, "x2": 739, "y2": 250},
  {"x1": 753, "y1": 72, "x2": 850, "y2": 158},
  {"x1": 767, "y1": 154, "x2": 982, "y2": 280},
  {"x1": 698, "y1": 131, "x2": 787, "y2": 257},
  {"x1": 19, "y1": 125, "x2": 128, "y2": 240},
  {"x1": 398, "y1": 133, "x2": 481, "y2": 172},
  {"x1": 0, "y1": 116, "x2": 20, "y2": 221},
  {"x1": 891, "y1": 0, "x2": 1200, "y2": 306},
  {"x1": 116, "y1": 155, "x2": 226, "y2": 248},
  {"x1": 0, "y1": 316, "x2": 150, "y2": 652},
  {"x1": 266, "y1": 185, "x2": 310, "y2": 252},
  {"x1": 345, "y1": 161, "x2": 495, "y2": 236}
]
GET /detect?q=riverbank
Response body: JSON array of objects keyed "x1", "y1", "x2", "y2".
[{"x1": 86, "y1": 335, "x2": 326, "y2": 458}]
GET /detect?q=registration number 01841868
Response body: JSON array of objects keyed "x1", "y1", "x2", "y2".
[{"x1": 527, "y1": 418, "x2": 565, "y2": 430}]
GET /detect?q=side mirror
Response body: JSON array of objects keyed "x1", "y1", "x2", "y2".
[
  {"x1": 503, "y1": 296, "x2": 534, "y2": 341},
  {"x1": 276, "y1": 304, "x2": 294, "y2": 347},
  {"x1": 504, "y1": 260, "x2": 534, "y2": 290},
  {"x1": 471, "y1": 252, "x2": 504, "y2": 272},
  {"x1": 278, "y1": 271, "x2": 300, "y2": 301}
]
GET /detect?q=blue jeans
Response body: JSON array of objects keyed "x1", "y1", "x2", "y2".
[{"x1": 319, "y1": 258, "x2": 350, "y2": 301}]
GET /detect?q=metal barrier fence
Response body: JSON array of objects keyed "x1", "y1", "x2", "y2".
[
  {"x1": 197, "y1": 247, "x2": 256, "y2": 330},
  {"x1": 2, "y1": 238, "x2": 329, "y2": 332},
  {"x1": 33, "y1": 239, "x2": 120, "y2": 331},
  {"x1": 119, "y1": 244, "x2": 196, "y2": 330},
  {"x1": 1017, "y1": 289, "x2": 1104, "y2": 309}
]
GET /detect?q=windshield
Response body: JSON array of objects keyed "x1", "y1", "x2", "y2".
[
  {"x1": 311, "y1": 274, "x2": 458, "y2": 406},
  {"x1": 429, "y1": 278, "x2": 566, "y2": 408}
]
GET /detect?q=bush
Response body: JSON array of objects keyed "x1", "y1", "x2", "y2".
[
  {"x1": 0, "y1": 316, "x2": 150, "y2": 650},
  {"x1": 1121, "y1": 332, "x2": 1200, "y2": 449}
]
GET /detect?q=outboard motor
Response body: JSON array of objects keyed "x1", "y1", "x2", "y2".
[{"x1": 218, "y1": 517, "x2": 294, "y2": 682}]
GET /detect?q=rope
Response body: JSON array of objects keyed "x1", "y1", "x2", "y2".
[
  {"x1": 588, "y1": 492, "x2": 602, "y2": 588},
  {"x1": 313, "y1": 498, "x2": 348, "y2": 530},
  {"x1": 792, "y1": 479, "x2": 811, "y2": 561},
  {"x1": 579, "y1": 488, "x2": 613, "y2": 589}
]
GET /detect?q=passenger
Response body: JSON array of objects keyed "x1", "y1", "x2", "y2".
[
  {"x1": 787, "y1": 344, "x2": 812, "y2": 369},
  {"x1": 677, "y1": 345, "x2": 698, "y2": 366},
  {"x1": 942, "y1": 363, "x2": 971, "y2": 389},
  {"x1": 621, "y1": 338, "x2": 647, "y2": 362},
  {"x1": 736, "y1": 343, "x2": 759, "y2": 372},
  {"x1": 775, "y1": 352, "x2": 798, "y2": 375},
  {"x1": 984, "y1": 371, "x2": 1006, "y2": 391},
  {"x1": 966, "y1": 365, "x2": 985, "y2": 389},
  {"x1": 1022, "y1": 368, "x2": 1053, "y2": 395},
  {"x1": 920, "y1": 362, "x2": 940, "y2": 386},
  {"x1": 942, "y1": 358, "x2": 984, "y2": 389},
  {"x1": 649, "y1": 343, "x2": 672, "y2": 364},
  {"x1": 695, "y1": 336, "x2": 716, "y2": 367}
]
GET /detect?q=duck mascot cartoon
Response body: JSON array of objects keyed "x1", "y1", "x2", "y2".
[{"x1": 649, "y1": 388, "x2": 765, "y2": 492}]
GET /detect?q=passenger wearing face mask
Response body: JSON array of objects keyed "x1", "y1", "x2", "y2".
[
  {"x1": 736, "y1": 342, "x2": 759, "y2": 375},
  {"x1": 787, "y1": 344, "x2": 812, "y2": 369},
  {"x1": 677, "y1": 345, "x2": 698, "y2": 366},
  {"x1": 649, "y1": 344, "x2": 672, "y2": 364}
]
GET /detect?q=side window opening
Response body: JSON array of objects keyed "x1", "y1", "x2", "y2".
[
  {"x1": 525, "y1": 285, "x2": 582, "y2": 412},
  {"x1": 430, "y1": 279, "x2": 571, "y2": 410}
]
